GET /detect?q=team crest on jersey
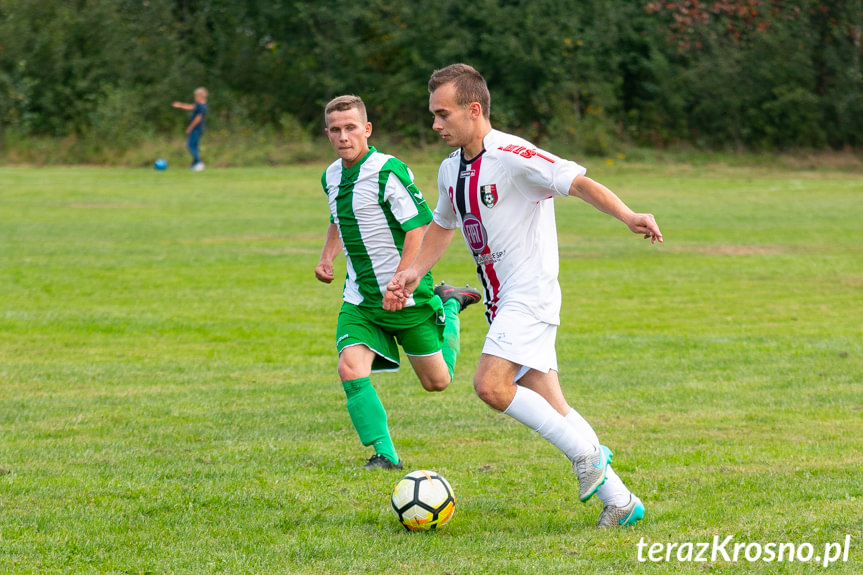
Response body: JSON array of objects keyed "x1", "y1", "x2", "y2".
[
  {"x1": 480, "y1": 184, "x2": 498, "y2": 208},
  {"x1": 462, "y1": 213, "x2": 488, "y2": 255}
]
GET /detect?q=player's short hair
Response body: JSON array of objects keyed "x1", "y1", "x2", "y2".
[
  {"x1": 324, "y1": 95, "x2": 368, "y2": 126},
  {"x1": 428, "y1": 63, "x2": 490, "y2": 119},
  {"x1": 195, "y1": 87, "x2": 208, "y2": 97}
]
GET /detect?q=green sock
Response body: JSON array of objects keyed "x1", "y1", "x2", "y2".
[
  {"x1": 342, "y1": 377, "x2": 399, "y2": 464},
  {"x1": 441, "y1": 299, "x2": 461, "y2": 379}
]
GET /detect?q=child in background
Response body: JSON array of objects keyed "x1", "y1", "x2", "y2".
[{"x1": 172, "y1": 87, "x2": 208, "y2": 171}]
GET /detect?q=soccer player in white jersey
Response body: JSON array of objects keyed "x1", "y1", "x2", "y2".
[
  {"x1": 388, "y1": 65, "x2": 662, "y2": 527},
  {"x1": 315, "y1": 95, "x2": 480, "y2": 470}
]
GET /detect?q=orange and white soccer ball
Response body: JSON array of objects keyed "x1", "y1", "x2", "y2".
[{"x1": 390, "y1": 470, "x2": 455, "y2": 531}]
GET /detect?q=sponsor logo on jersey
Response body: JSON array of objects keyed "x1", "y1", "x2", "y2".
[
  {"x1": 475, "y1": 250, "x2": 506, "y2": 266},
  {"x1": 480, "y1": 184, "x2": 498, "y2": 208},
  {"x1": 462, "y1": 213, "x2": 488, "y2": 254},
  {"x1": 460, "y1": 168, "x2": 476, "y2": 179},
  {"x1": 498, "y1": 144, "x2": 555, "y2": 163}
]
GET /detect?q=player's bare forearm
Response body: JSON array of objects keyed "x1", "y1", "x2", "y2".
[
  {"x1": 396, "y1": 226, "x2": 426, "y2": 275},
  {"x1": 413, "y1": 222, "x2": 456, "y2": 277},
  {"x1": 570, "y1": 175, "x2": 663, "y2": 243},
  {"x1": 388, "y1": 222, "x2": 455, "y2": 301},
  {"x1": 570, "y1": 175, "x2": 634, "y2": 221},
  {"x1": 172, "y1": 102, "x2": 194, "y2": 110},
  {"x1": 315, "y1": 222, "x2": 342, "y2": 283},
  {"x1": 382, "y1": 227, "x2": 426, "y2": 310}
]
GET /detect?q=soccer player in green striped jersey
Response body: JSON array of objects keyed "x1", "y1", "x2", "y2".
[{"x1": 315, "y1": 95, "x2": 480, "y2": 470}]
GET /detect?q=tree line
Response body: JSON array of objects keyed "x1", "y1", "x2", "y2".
[{"x1": 1, "y1": 0, "x2": 861, "y2": 153}]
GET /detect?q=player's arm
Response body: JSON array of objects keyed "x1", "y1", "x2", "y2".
[
  {"x1": 569, "y1": 175, "x2": 663, "y2": 244},
  {"x1": 171, "y1": 102, "x2": 194, "y2": 110},
  {"x1": 382, "y1": 226, "x2": 426, "y2": 311},
  {"x1": 315, "y1": 222, "x2": 342, "y2": 283},
  {"x1": 388, "y1": 222, "x2": 456, "y2": 305}
]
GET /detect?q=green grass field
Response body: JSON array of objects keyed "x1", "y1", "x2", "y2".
[{"x1": 1, "y1": 161, "x2": 861, "y2": 574}]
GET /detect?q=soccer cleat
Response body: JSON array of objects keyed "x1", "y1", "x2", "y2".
[
  {"x1": 572, "y1": 445, "x2": 613, "y2": 502},
  {"x1": 191, "y1": 162, "x2": 205, "y2": 172},
  {"x1": 597, "y1": 494, "x2": 645, "y2": 528},
  {"x1": 434, "y1": 282, "x2": 481, "y2": 312},
  {"x1": 362, "y1": 454, "x2": 403, "y2": 470}
]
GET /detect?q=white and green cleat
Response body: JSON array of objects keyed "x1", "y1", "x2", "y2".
[
  {"x1": 597, "y1": 494, "x2": 645, "y2": 528},
  {"x1": 572, "y1": 444, "x2": 613, "y2": 502}
]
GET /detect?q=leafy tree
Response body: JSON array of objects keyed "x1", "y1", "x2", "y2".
[{"x1": 1, "y1": 0, "x2": 860, "y2": 152}]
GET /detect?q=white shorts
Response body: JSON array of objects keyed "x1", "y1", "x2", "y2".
[{"x1": 482, "y1": 306, "x2": 558, "y2": 382}]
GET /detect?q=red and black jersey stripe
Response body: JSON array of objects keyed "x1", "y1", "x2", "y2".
[{"x1": 455, "y1": 152, "x2": 501, "y2": 324}]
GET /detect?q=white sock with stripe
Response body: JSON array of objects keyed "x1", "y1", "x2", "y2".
[
  {"x1": 503, "y1": 386, "x2": 594, "y2": 459},
  {"x1": 565, "y1": 408, "x2": 632, "y2": 507}
]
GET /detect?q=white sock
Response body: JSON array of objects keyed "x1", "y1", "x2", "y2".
[
  {"x1": 503, "y1": 386, "x2": 594, "y2": 459},
  {"x1": 564, "y1": 408, "x2": 632, "y2": 507}
]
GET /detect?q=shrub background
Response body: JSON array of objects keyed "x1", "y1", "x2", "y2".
[{"x1": 1, "y1": 0, "x2": 861, "y2": 162}]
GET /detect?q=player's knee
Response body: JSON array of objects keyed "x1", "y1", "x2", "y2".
[
  {"x1": 473, "y1": 376, "x2": 492, "y2": 403},
  {"x1": 338, "y1": 360, "x2": 365, "y2": 382},
  {"x1": 419, "y1": 372, "x2": 450, "y2": 392},
  {"x1": 473, "y1": 373, "x2": 506, "y2": 410}
]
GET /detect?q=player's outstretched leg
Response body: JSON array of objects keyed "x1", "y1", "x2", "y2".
[
  {"x1": 597, "y1": 494, "x2": 645, "y2": 528},
  {"x1": 564, "y1": 407, "x2": 644, "y2": 525},
  {"x1": 434, "y1": 282, "x2": 481, "y2": 379}
]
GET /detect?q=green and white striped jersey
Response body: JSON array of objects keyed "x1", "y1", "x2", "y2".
[{"x1": 322, "y1": 147, "x2": 434, "y2": 308}]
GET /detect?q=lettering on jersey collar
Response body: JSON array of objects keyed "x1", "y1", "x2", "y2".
[
  {"x1": 498, "y1": 143, "x2": 555, "y2": 163},
  {"x1": 480, "y1": 184, "x2": 498, "y2": 208}
]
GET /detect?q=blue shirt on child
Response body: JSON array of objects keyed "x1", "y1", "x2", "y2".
[{"x1": 189, "y1": 103, "x2": 207, "y2": 134}]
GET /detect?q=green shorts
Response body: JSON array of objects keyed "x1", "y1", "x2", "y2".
[{"x1": 336, "y1": 297, "x2": 446, "y2": 372}]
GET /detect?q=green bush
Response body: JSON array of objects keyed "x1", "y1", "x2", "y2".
[{"x1": 1, "y1": 0, "x2": 861, "y2": 160}]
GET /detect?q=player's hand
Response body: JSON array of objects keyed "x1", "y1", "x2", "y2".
[
  {"x1": 625, "y1": 213, "x2": 663, "y2": 244},
  {"x1": 382, "y1": 289, "x2": 405, "y2": 311},
  {"x1": 387, "y1": 269, "x2": 420, "y2": 302},
  {"x1": 315, "y1": 261, "x2": 335, "y2": 283}
]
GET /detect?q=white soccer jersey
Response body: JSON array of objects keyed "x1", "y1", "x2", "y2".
[
  {"x1": 433, "y1": 129, "x2": 586, "y2": 325},
  {"x1": 323, "y1": 148, "x2": 433, "y2": 308}
]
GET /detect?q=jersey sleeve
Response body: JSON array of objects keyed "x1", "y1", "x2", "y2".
[
  {"x1": 432, "y1": 160, "x2": 460, "y2": 230},
  {"x1": 320, "y1": 169, "x2": 331, "y2": 198},
  {"x1": 500, "y1": 143, "x2": 586, "y2": 201},
  {"x1": 321, "y1": 169, "x2": 335, "y2": 224},
  {"x1": 380, "y1": 159, "x2": 432, "y2": 232}
]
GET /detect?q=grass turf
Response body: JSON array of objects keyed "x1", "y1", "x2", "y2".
[{"x1": 1, "y1": 162, "x2": 861, "y2": 573}]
